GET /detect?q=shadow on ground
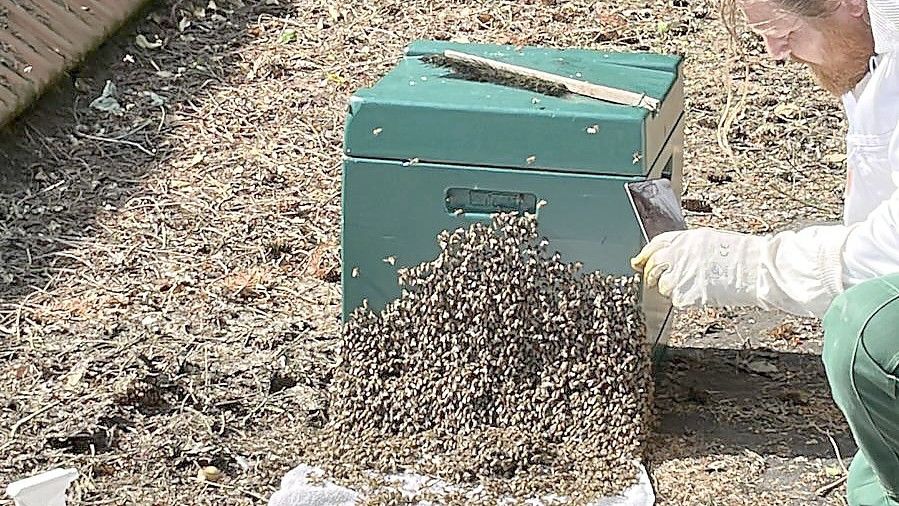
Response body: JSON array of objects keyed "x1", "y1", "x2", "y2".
[
  {"x1": 648, "y1": 345, "x2": 853, "y2": 504},
  {"x1": 654, "y1": 346, "x2": 853, "y2": 459}
]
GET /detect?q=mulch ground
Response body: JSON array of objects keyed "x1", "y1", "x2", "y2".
[{"x1": 0, "y1": 0, "x2": 853, "y2": 504}]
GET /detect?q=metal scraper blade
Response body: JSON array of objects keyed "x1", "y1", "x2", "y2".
[
  {"x1": 625, "y1": 178, "x2": 686, "y2": 357},
  {"x1": 625, "y1": 179, "x2": 686, "y2": 241}
]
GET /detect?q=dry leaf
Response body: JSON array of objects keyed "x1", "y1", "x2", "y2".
[
  {"x1": 822, "y1": 153, "x2": 847, "y2": 164},
  {"x1": 824, "y1": 466, "x2": 843, "y2": 477},
  {"x1": 746, "y1": 359, "x2": 778, "y2": 375},
  {"x1": 135, "y1": 34, "x2": 163, "y2": 49},
  {"x1": 65, "y1": 367, "x2": 85, "y2": 388},
  {"x1": 197, "y1": 466, "x2": 222, "y2": 482},
  {"x1": 326, "y1": 72, "x2": 345, "y2": 85},
  {"x1": 279, "y1": 29, "x2": 298, "y2": 44},
  {"x1": 327, "y1": 5, "x2": 340, "y2": 20},
  {"x1": 141, "y1": 91, "x2": 166, "y2": 107},
  {"x1": 90, "y1": 80, "x2": 124, "y2": 115},
  {"x1": 773, "y1": 102, "x2": 801, "y2": 118},
  {"x1": 706, "y1": 460, "x2": 728, "y2": 472},
  {"x1": 187, "y1": 152, "x2": 206, "y2": 167}
]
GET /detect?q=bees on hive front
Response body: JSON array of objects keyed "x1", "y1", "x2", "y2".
[{"x1": 314, "y1": 213, "x2": 651, "y2": 502}]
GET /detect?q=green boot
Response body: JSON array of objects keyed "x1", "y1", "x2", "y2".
[{"x1": 848, "y1": 452, "x2": 899, "y2": 506}]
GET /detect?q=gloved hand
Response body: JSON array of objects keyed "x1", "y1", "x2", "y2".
[
  {"x1": 630, "y1": 225, "x2": 851, "y2": 317},
  {"x1": 630, "y1": 228, "x2": 767, "y2": 308}
]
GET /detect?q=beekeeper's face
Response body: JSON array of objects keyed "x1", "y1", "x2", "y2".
[{"x1": 740, "y1": 0, "x2": 874, "y2": 95}]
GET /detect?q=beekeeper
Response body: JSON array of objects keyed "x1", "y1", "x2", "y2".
[{"x1": 632, "y1": 0, "x2": 899, "y2": 504}]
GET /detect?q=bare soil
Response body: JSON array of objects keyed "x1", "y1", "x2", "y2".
[{"x1": 0, "y1": 0, "x2": 853, "y2": 504}]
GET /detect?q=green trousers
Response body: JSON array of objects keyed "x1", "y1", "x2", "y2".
[{"x1": 823, "y1": 274, "x2": 899, "y2": 506}]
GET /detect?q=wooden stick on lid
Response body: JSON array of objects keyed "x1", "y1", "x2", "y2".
[{"x1": 441, "y1": 49, "x2": 660, "y2": 111}]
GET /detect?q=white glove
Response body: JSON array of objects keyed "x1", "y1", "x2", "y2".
[
  {"x1": 631, "y1": 228, "x2": 765, "y2": 308},
  {"x1": 631, "y1": 226, "x2": 852, "y2": 317}
]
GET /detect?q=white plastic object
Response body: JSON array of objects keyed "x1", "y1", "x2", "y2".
[
  {"x1": 591, "y1": 464, "x2": 655, "y2": 506},
  {"x1": 268, "y1": 465, "x2": 357, "y2": 506},
  {"x1": 6, "y1": 468, "x2": 79, "y2": 506},
  {"x1": 270, "y1": 463, "x2": 654, "y2": 505}
]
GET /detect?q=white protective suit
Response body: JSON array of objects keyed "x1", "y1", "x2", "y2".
[
  {"x1": 842, "y1": 0, "x2": 899, "y2": 288},
  {"x1": 768, "y1": 0, "x2": 899, "y2": 315},
  {"x1": 637, "y1": 3, "x2": 899, "y2": 318}
]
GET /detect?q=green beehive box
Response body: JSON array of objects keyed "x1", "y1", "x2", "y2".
[{"x1": 342, "y1": 40, "x2": 684, "y2": 353}]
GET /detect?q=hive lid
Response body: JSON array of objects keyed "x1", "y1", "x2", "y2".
[{"x1": 344, "y1": 40, "x2": 683, "y2": 176}]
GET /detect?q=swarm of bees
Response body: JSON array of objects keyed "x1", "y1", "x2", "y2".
[{"x1": 311, "y1": 213, "x2": 652, "y2": 503}]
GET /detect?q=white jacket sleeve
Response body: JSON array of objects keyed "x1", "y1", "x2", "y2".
[
  {"x1": 758, "y1": 187, "x2": 899, "y2": 318},
  {"x1": 753, "y1": 224, "x2": 852, "y2": 317}
]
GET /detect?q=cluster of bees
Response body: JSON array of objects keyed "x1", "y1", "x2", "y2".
[{"x1": 312, "y1": 213, "x2": 652, "y2": 503}]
